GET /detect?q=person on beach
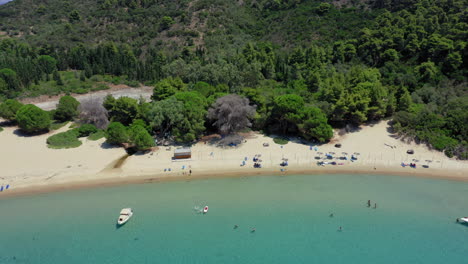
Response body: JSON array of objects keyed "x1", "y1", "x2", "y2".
[
  {"x1": 189, "y1": 169, "x2": 192, "y2": 175},
  {"x1": 367, "y1": 200, "x2": 371, "y2": 207}
]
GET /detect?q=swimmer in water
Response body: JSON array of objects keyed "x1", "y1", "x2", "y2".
[
  {"x1": 329, "y1": 213, "x2": 334, "y2": 217},
  {"x1": 339, "y1": 226, "x2": 342, "y2": 231},
  {"x1": 234, "y1": 225, "x2": 239, "y2": 229},
  {"x1": 251, "y1": 227, "x2": 256, "y2": 233}
]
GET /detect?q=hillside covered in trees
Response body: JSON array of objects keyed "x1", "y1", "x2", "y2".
[{"x1": 0, "y1": 0, "x2": 466, "y2": 158}]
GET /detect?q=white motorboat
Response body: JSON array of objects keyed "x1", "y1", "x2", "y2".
[
  {"x1": 117, "y1": 208, "x2": 133, "y2": 225},
  {"x1": 203, "y1": 206, "x2": 209, "y2": 214},
  {"x1": 457, "y1": 217, "x2": 468, "y2": 224}
]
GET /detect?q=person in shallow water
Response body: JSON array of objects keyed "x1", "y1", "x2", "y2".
[
  {"x1": 374, "y1": 203, "x2": 377, "y2": 209},
  {"x1": 367, "y1": 200, "x2": 371, "y2": 207},
  {"x1": 251, "y1": 227, "x2": 256, "y2": 233},
  {"x1": 339, "y1": 226, "x2": 342, "y2": 231}
]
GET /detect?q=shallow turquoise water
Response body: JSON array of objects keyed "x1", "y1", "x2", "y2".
[{"x1": 0, "y1": 174, "x2": 467, "y2": 263}]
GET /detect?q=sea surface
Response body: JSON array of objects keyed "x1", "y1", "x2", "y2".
[{"x1": 0, "y1": 174, "x2": 467, "y2": 263}]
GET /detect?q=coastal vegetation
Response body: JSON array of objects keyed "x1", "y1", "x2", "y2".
[
  {"x1": 0, "y1": 0, "x2": 466, "y2": 158},
  {"x1": 15, "y1": 104, "x2": 51, "y2": 133}
]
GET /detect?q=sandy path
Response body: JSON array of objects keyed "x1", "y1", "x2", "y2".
[{"x1": 21, "y1": 85, "x2": 153, "y2": 110}]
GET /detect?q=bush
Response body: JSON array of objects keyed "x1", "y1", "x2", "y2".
[
  {"x1": 0, "y1": 99, "x2": 23, "y2": 121},
  {"x1": 88, "y1": 130, "x2": 106, "y2": 141},
  {"x1": 47, "y1": 129, "x2": 81, "y2": 149},
  {"x1": 128, "y1": 124, "x2": 154, "y2": 151},
  {"x1": 55, "y1": 95, "x2": 80, "y2": 121},
  {"x1": 0, "y1": 127, "x2": 3, "y2": 132},
  {"x1": 273, "y1": 137, "x2": 289, "y2": 145},
  {"x1": 124, "y1": 80, "x2": 140, "y2": 87},
  {"x1": 106, "y1": 122, "x2": 128, "y2": 145},
  {"x1": 16, "y1": 104, "x2": 51, "y2": 133},
  {"x1": 78, "y1": 123, "x2": 98, "y2": 137},
  {"x1": 50, "y1": 121, "x2": 69, "y2": 130},
  {"x1": 91, "y1": 83, "x2": 110, "y2": 91}
]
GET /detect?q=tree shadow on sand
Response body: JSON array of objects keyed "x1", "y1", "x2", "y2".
[
  {"x1": 13, "y1": 128, "x2": 49, "y2": 138},
  {"x1": 100, "y1": 142, "x2": 122, "y2": 149}
]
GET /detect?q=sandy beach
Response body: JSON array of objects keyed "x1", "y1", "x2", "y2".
[{"x1": 1, "y1": 119, "x2": 467, "y2": 197}]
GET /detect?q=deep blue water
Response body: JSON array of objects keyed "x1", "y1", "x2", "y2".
[{"x1": 0, "y1": 174, "x2": 467, "y2": 263}]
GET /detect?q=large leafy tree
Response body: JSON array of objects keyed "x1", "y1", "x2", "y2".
[
  {"x1": 145, "y1": 97, "x2": 185, "y2": 136},
  {"x1": 15, "y1": 104, "x2": 51, "y2": 133},
  {"x1": 151, "y1": 77, "x2": 186, "y2": 101},
  {"x1": 300, "y1": 107, "x2": 333, "y2": 143},
  {"x1": 106, "y1": 122, "x2": 128, "y2": 145},
  {"x1": 172, "y1": 92, "x2": 207, "y2": 142},
  {"x1": 0, "y1": 99, "x2": 23, "y2": 121},
  {"x1": 270, "y1": 94, "x2": 305, "y2": 134},
  {"x1": 55, "y1": 95, "x2": 80, "y2": 122},
  {"x1": 103, "y1": 96, "x2": 140, "y2": 126},
  {"x1": 128, "y1": 124, "x2": 155, "y2": 151}
]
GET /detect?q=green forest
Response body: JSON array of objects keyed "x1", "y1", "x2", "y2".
[{"x1": 0, "y1": 0, "x2": 466, "y2": 158}]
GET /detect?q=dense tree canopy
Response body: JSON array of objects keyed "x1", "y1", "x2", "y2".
[
  {"x1": 0, "y1": 0, "x2": 466, "y2": 157},
  {"x1": 55, "y1": 95, "x2": 80, "y2": 122},
  {"x1": 106, "y1": 121, "x2": 128, "y2": 145},
  {"x1": 0, "y1": 99, "x2": 23, "y2": 121},
  {"x1": 15, "y1": 104, "x2": 51, "y2": 133}
]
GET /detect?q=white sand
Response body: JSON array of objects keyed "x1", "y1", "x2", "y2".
[{"x1": 1, "y1": 120, "x2": 467, "y2": 196}]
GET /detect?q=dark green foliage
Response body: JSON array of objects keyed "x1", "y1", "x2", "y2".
[
  {"x1": 15, "y1": 104, "x2": 51, "y2": 133},
  {"x1": 104, "y1": 96, "x2": 140, "y2": 125},
  {"x1": 55, "y1": 95, "x2": 80, "y2": 121},
  {"x1": 50, "y1": 121, "x2": 69, "y2": 130},
  {"x1": 78, "y1": 124, "x2": 98, "y2": 137},
  {"x1": 172, "y1": 91, "x2": 207, "y2": 142},
  {"x1": 0, "y1": 68, "x2": 20, "y2": 98},
  {"x1": 88, "y1": 130, "x2": 106, "y2": 141},
  {"x1": 300, "y1": 107, "x2": 333, "y2": 143},
  {"x1": 152, "y1": 77, "x2": 186, "y2": 101},
  {"x1": 273, "y1": 137, "x2": 289, "y2": 145},
  {"x1": 53, "y1": 71, "x2": 64, "y2": 86},
  {"x1": 47, "y1": 129, "x2": 82, "y2": 149},
  {"x1": 128, "y1": 124, "x2": 155, "y2": 151},
  {"x1": 106, "y1": 121, "x2": 128, "y2": 145},
  {"x1": 0, "y1": 99, "x2": 23, "y2": 121},
  {"x1": 0, "y1": 0, "x2": 465, "y2": 157}
]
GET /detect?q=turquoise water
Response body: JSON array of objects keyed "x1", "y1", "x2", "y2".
[{"x1": 0, "y1": 174, "x2": 467, "y2": 263}]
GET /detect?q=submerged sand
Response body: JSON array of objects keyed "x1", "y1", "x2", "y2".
[{"x1": 1, "y1": 120, "x2": 467, "y2": 197}]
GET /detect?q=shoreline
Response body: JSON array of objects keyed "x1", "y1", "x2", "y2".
[
  {"x1": 1, "y1": 120, "x2": 467, "y2": 199},
  {"x1": 1, "y1": 165, "x2": 467, "y2": 199}
]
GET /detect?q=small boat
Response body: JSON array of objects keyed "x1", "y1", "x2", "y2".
[
  {"x1": 117, "y1": 208, "x2": 133, "y2": 225},
  {"x1": 457, "y1": 217, "x2": 468, "y2": 224},
  {"x1": 203, "y1": 206, "x2": 209, "y2": 214}
]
